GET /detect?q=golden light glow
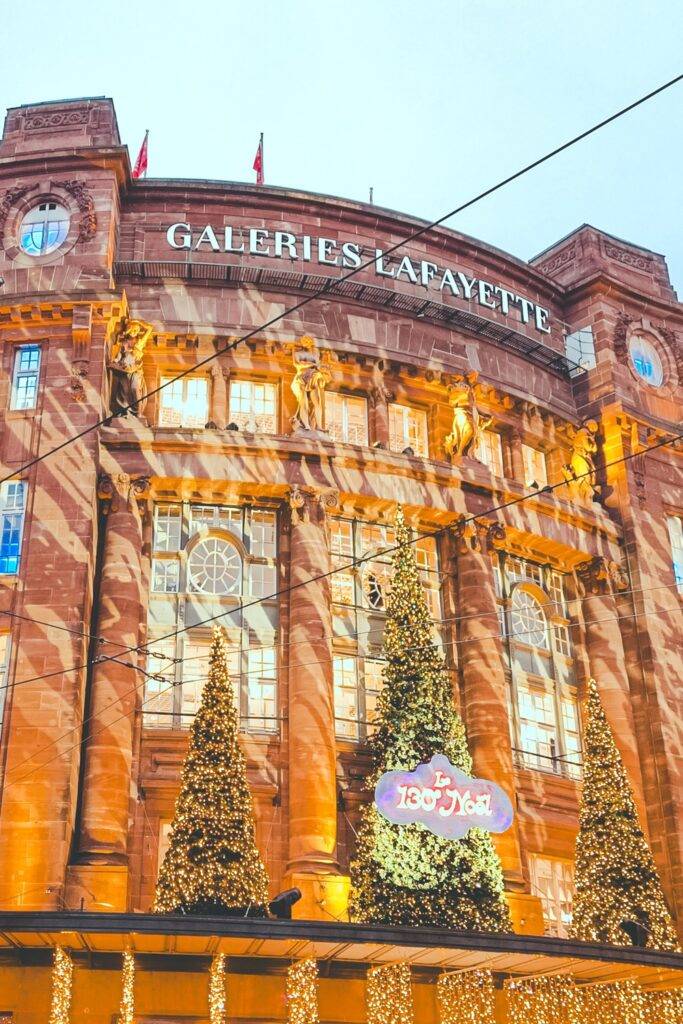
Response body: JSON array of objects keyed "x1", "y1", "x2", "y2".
[
  {"x1": 437, "y1": 970, "x2": 496, "y2": 1024},
  {"x1": 504, "y1": 975, "x2": 574, "y2": 1024},
  {"x1": 572, "y1": 981, "x2": 646, "y2": 1024},
  {"x1": 118, "y1": 950, "x2": 135, "y2": 1024},
  {"x1": 366, "y1": 963, "x2": 414, "y2": 1024},
  {"x1": 208, "y1": 953, "x2": 227, "y2": 1024},
  {"x1": 571, "y1": 680, "x2": 679, "y2": 951},
  {"x1": 48, "y1": 946, "x2": 73, "y2": 1024},
  {"x1": 286, "y1": 958, "x2": 319, "y2": 1024}
]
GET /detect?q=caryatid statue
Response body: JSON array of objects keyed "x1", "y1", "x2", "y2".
[
  {"x1": 562, "y1": 419, "x2": 600, "y2": 502},
  {"x1": 107, "y1": 317, "x2": 154, "y2": 418},
  {"x1": 444, "y1": 371, "x2": 492, "y2": 461},
  {"x1": 290, "y1": 335, "x2": 332, "y2": 433}
]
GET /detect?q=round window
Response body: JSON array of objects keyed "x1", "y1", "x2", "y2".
[
  {"x1": 188, "y1": 537, "x2": 242, "y2": 595},
  {"x1": 628, "y1": 336, "x2": 664, "y2": 387},
  {"x1": 510, "y1": 588, "x2": 548, "y2": 649},
  {"x1": 19, "y1": 202, "x2": 70, "y2": 256}
]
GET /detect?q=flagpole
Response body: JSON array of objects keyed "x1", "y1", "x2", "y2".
[
  {"x1": 260, "y1": 132, "x2": 264, "y2": 184},
  {"x1": 144, "y1": 129, "x2": 149, "y2": 178}
]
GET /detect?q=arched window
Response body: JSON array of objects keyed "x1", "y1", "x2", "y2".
[
  {"x1": 19, "y1": 202, "x2": 70, "y2": 256},
  {"x1": 188, "y1": 536, "x2": 242, "y2": 595},
  {"x1": 510, "y1": 587, "x2": 549, "y2": 649}
]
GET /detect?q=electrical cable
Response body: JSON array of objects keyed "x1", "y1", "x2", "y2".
[{"x1": 1, "y1": 73, "x2": 681, "y2": 492}]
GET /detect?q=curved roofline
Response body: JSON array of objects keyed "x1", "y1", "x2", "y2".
[{"x1": 130, "y1": 175, "x2": 554, "y2": 289}]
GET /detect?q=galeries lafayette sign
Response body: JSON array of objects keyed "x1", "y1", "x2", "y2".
[
  {"x1": 165, "y1": 222, "x2": 551, "y2": 334},
  {"x1": 375, "y1": 754, "x2": 514, "y2": 839}
]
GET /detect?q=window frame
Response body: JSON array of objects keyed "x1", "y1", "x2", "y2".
[
  {"x1": 388, "y1": 401, "x2": 429, "y2": 458},
  {"x1": 473, "y1": 429, "x2": 504, "y2": 476},
  {"x1": 19, "y1": 201, "x2": 70, "y2": 257},
  {"x1": 0, "y1": 481, "x2": 27, "y2": 576},
  {"x1": 146, "y1": 501, "x2": 279, "y2": 733},
  {"x1": 10, "y1": 344, "x2": 42, "y2": 411},
  {"x1": 666, "y1": 515, "x2": 683, "y2": 595},
  {"x1": 157, "y1": 374, "x2": 210, "y2": 429},
  {"x1": 521, "y1": 443, "x2": 548, "y2": 488},
  {"x1": 528, "y1": 854, "x2": 574, "y2": 938},
  {"x1": 324, "y1": 391, "x2": 369, "y2": 446},
  {"x1": 228, "y1": 378, "x2": 278, "y2": 433}
]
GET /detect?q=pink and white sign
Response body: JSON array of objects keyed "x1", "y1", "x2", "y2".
[{"x1": 374, "y1": 754, "x2": 514, "y2": 840}]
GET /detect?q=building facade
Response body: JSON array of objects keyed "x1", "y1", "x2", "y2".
[{"x1": 0, "y1": 97, "x2": 681, "y2": 1020}]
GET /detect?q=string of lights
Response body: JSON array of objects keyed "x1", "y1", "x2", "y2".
[
  {"x1": 4, "y1": 580, "x2": 677, "y2": 791},
  {"x1": 118, "y1": 950, "x2": 136, "y2": 1024},
  {"x1": 285, "y1": 959, "x2": 319, "y2": 1024},
  {"x1": 1, "y1": 73, "x2": 680, "y2": 494},
  {"x1": 437, "y1": 970, "x2": 496, "y2": 1024},
  {"x1": 47, "y1": 946, "x2": 73, "y2": 1024},
  {"x1": 366, "y1": 964, "x2": 414, "y2": 1024},
  {"x1": 208, "y1": 953, "x2": 228, "y2": 1024}
]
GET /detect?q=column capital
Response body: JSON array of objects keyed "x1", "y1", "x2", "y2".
[
  {"x1": 452, "y1": 517, "x2": 506, "y2": 555},
  {"x1": 97, "y1": 472, "x2": 150, "y2": 512},
  {"x1": 287, "y1": 485, "x2": 339, "y2": 526},
  {"x1": 576, "y1": 556, "x2": 629, "y2": 596}
]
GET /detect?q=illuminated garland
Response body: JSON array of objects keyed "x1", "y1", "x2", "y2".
[
  {"x1": 366, "y1": 964, "x2": 414, "y2": 1024},
  {"x1": 504, "y1": 975, "x2": 574, "y2": 1024},
  {"x1": 119, "y1": 951, "x2": 136, "y2": 1024},
  {"x1": 643, "y1": 988, "x2": 683, "y2": 1024},
  {"x1": 437, "y1": 970, "x2": 495, "y2": 1024},
  {"x1": 572, "y1": 981, "x2": 646, "y2": 1024},
  {"x1": 48, "y1": 947, "x2": 73, "y2": 1024},
  {"x1": 286, "y1": 959, "x2": 319, "y2": 1024},
  {"x1": 209, "y1": 954, "x2": 227, "y2": 1024}
]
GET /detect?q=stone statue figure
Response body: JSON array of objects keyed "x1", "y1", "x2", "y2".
[
  {"x1": 562, "y1": 419, "x2": 600, "y2": 502},
  {"x1": 290, "y1": 335, "x2": 332, "y2": 433},
  {"x1": 444, "y1": 371, "x2": 492, "y2": 461},
  {"x1": 107, "y1": 317, "x2": 154, "y2": 418}
]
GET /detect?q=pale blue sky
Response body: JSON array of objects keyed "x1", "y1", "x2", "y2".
[{"x1": 2, "y1": 1, "x2": 682, "y2": 289}]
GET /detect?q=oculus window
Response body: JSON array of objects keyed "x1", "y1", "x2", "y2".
[
  {"x1": 629, "y1": 336, "x2": 664, "y2": 387},
  {"x1": 19, "y1": 202, "x2": 70, "y2": 256}
]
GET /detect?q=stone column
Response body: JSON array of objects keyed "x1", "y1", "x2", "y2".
[
  {"x1": 576, "y1": 556, "x2": 648, "y2": 826},
  {"x1": 208, "y1": 364, "x2": 228, "y2": 428},
  {"x1": 69, "y1": 472, "x2": 147, "y2": 911},
  {"x1": 283, "y1": 485, "x2": 344, "y2": 919},
  {"x1": 454, "y1": 520, "x2": 526, "y2": 892}
]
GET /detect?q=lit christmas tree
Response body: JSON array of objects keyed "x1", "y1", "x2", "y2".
[
  {"x1": 571, "y1": 679, "x2": 679, "y2": 950},
  {"x1": 154, "y1": 626, "x2": 270, "y2": 915},
  {"x1": 349, "y1": 508, "x2": 512, "y2": 931}
]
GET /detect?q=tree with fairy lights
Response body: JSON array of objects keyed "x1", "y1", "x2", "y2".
[
  {"x1": 154, "y1": 626, "x2": 270, "y2": 915},
  {"x1": 571, "y1": 679, "x2": 679, "y2": 950},
  {"x1": 349, "y1": 508, "x2": 512, "y2": 931}
]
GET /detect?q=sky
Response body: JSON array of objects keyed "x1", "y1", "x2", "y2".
[{"x1": 2, "y1": 0, "x2": 682, "y2": 290}]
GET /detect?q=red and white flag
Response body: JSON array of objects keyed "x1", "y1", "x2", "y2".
[
  {"x1": 252, "y1": 133, "x2": 264, "y2": 185},
  {"x1": 132, "y1": 130, "x2": 149, "y2": 179}
]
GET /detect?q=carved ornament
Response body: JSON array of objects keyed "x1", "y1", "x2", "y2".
[
  {"x1": 0, "y1": 184, "x2": 36, "y2": 230},
  {"x1": 98, "y1": 473, "x2": 150, "y2": 513},
  {"x1": 577, "y1": 556, "x2": 629, "y2": 596},
  {"x1": 452, "y1": 516, "x2": 506, "y2": 555},
  {"x1": 444, "y1": 371, "x2": 492, "y2": 462},
  {"x1": 52, "y1": 179, "x2": 97, "y2": 241},
  {"x1": 287, "y1": 484, "x2": 339, "y2": 526},
  {"x1": 290, "y1": 335, "x2": 332, "y2": 434},
  {"x1": 107, "y1": 318, "x2": 154, "y2": 418},
  {"x1": 561, "y1": 419, "x2": 600, "y2": 504}
]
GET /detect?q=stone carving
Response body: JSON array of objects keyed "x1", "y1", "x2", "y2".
[
  {"x1": 613, "y1": 313, "x2": 634, "y2": 360},
  {"x1": 69, "y1": 363, "x2": 88, "y2": 402},
  {"x1": 562, "y1": 419, "x2": 600, "y2": 503},
  {"x1": 577, "y1": 556, "x2": 629, "y2": 596},
  {"x1": 97, "y1": 472, "x2": 150, "y2": 513},
  {"x1": 53, "y1": 179, "x2": 97, "y2": 241},
  {"x1": 453, "y1": 517, "x2": 505, "y2": 555},
  {"x1": 287, "y1": 484, "x2": 339, "y2": 525},
  {"x1": 290, "y1": 336, "x2": 332, "y2": 434},
  {"x1": 604, "y1": 243, "x2": 653, "y2": 272},
  {"x1": 536, "y1": 245, "x2": 576, "y2": 276},
  {"x1": 107, "y1": 318, "x2": 154, "y2": 418},
  {"x1": 368, "y1": 359, "x2": 394, "y2": 407},
  {"x1": 444, "y1": 371, "x2": 491, "y2": 462},
  {"x1": 25, "y1": 108, "x2": 89, "y2": 130},
  {"x1": 0, "y1": 184, "x2": 35, "y2": 230}
]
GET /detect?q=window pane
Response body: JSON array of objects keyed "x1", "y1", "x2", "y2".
[
  {"x1": 159, "y1": 377, "x2": 208, "y2": 428},
  {"x1": 473, "y1": 430, "x2": 504, "y2": 476},
  {"x1": 11, "y1": 345, "x2": 41, "y2": 411},
  {"x1": 0, "y1": 482, "x2": 25, "y2": 575},
  {"x1": 143, "y1": 639, "x2": 177, "y2": 728},
  {"x1": 529, "y1": 855, "x2": 574, "y2": 938},
  {"x1": 229, "y1": 380, "x2": 277, "y2": 433},
  {"x1": 325, "y1": 392, "x2": 369, "y2": 445},
  {"x1": 153, "y1": 505, "x2": 182, "y2": 551},
  {"x1": 522, "y1": 444, "x2": 547, "y2": 487},
  {"x1": 388, "y1": 403, "x2": 428, "y2": 457},
  {"x1": 0, "y1": 634, "x2": 11, "y2": 730},
  {"x1": 334, "y1": 655, "x2": 359, "y2": 739},
  {"x1": 152, "y1": 558, "x2": 180, "y2": 593},
  {"x1": 666, "y1": 516, "x2": 683, "y2": 594},
  {"x1": 250, "y1": 510, "x2": 277, "y2": 558},
  {"x1": 246, "y1": 646, "x2": 277, "y2": 730}
]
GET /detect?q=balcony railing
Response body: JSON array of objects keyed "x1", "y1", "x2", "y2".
[{"x1": 513, "y1": 746, "x2": 583, "y2": 781}]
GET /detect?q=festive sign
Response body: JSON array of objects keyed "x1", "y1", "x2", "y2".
[{"x1": 375, "y1": 754, "x2": 514, "y2": 840}]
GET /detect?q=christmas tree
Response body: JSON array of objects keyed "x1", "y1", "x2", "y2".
[
  {"x1": 571, "y1": 679, "x2": 679, "y2": 950},
  {"x1": 349, "y1": 508, "x2": 512, "y2": 931},
  {"x1": 154, "y1": 626, "x2": 270, "y2": 915}
]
